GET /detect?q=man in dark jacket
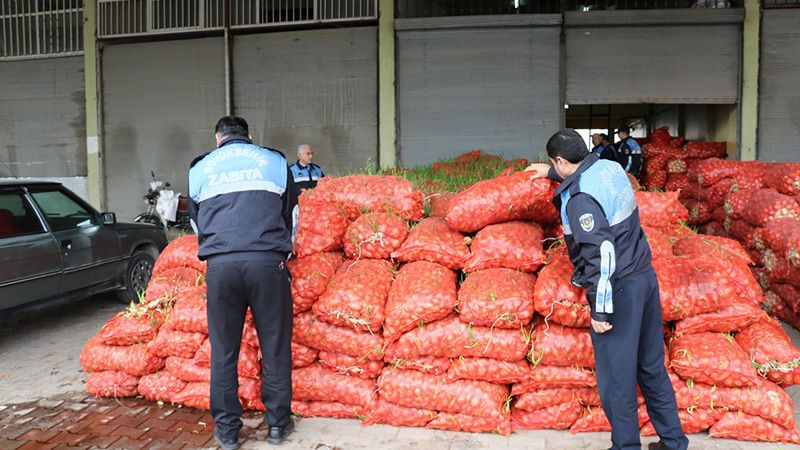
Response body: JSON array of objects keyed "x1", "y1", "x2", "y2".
[
  {"x1": 526, "y1": 129, "x2": 688, "y2": 450},
  {"x1": 290, "y1": 144, "x2": 325, "y2": 196},
  {"x1": 591, "y1": 133, "x2": 617, "y2": 161},
  {"x1": 615, "y1": 124, "x2": 643, "y2": 178},
  {"x1": 188, "y1": 116, "x2": 298, "y2": 449}
]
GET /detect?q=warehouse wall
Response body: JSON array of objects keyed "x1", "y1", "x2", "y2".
[
  {"x1": 233, "y1": 27, "x2": 378, "y2": 173},
  {"x1": 396, "y1": 15, "x2": 562, "y2": 166},
  {"x1": 0, "y1": 57, "x2": 86, "y2": 182},
  {"x1": 102, "y1": 38, "x2": 226, "y2": 220},
  {"x1": 757, "y1": 9, "x2": 800, "y2": 162}
]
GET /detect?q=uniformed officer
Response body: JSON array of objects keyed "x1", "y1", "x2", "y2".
[
  {"x1": 591, "y1": 133, "x2": 617, "y2": 161},
  {"x1": 526, "y1": 129, "x2": 688, "y2": 450},
  {"x1": 289, "y1": 144, "x2": 325, "y2": 196},
  {"x1": 188, "y1": 116, "x2": 298, "y2": 449},
  {"x1": 615, "y1": 124, "x2": 643, "y2": 178}
]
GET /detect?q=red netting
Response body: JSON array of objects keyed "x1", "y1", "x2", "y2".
[
  {"x1": 669, "y1": 332, "x2": 759, "y2": 387},
  {"x1": 287, "y1": 252, "x2": 344, "y2": 314},
  {"x1": 343, "y1": 213, "x2": 409, "y2": 260},
  {"x1": 390, "y1": 217, "x2": 470, "y2": 270},
  {"x1": 463, "y1": 221, "x2": 546, "y2": 273},
  {"x1": 458, "y1": 268, "x2": 536, "y2": 329},
  {"x1": 533, "y1": 254, "x2": 590, "y2": 328}
]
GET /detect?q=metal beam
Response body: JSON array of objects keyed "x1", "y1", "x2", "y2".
[{"x1": 378, "y1": 0, "x2": 396, "y2": 169}]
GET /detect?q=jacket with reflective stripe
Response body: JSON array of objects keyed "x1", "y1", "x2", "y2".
[
  {"x1": 550, "y1": 153, "x2": 652, "y2": 321},
  {"x1": 290, "y1": 161, "x2": 324, "y2": 193},
  {"x1": 188, "y1": 137, "x2": 298, "y2": 261}
]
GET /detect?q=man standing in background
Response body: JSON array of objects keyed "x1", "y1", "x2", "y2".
[
  {"x1": 615, "y1": 124, "x2": 643, "y2": 178},
  {"x1": 290, "y1": 144, "x2": 325, "y2": 196}
]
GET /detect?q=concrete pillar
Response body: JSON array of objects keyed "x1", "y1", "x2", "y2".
[
  {"x1": 378, "y1": 0, "x2": 397, "y2": 169},
  {"x1": 739, "y1": 0, "x2": 760, "y2": 161},
  {"x1": 83, "y1": 0, "x2": 102, "y2": 207}
]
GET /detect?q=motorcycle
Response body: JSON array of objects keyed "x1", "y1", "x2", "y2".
[{"x1": 134, "y1": 171, "x2": 192, "y2": 231}]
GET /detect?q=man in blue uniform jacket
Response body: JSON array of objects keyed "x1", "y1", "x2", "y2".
[
  {"x1": 188, "y1": 116, "x2": 298, "y2": 449},
  {"x1": 527, "y1": 129, "x2": 688, "y2": 450},
  {"x1": 615, "y1": 124, "x2": 643, "y2": 178},
  {"x1": 289, "y1": 144, "x2": 325, "y2": 196}
]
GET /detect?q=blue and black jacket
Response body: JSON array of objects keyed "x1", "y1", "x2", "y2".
[
  {"x1": 188, "y1": 136, "x2": 298, "y2": 263},
  {"x1": 289, "y1": 161, "x2": 325, "y2": 194},
  {"x1": 592, "y1": 144, "x2": 617, "y2": 162},
  {"x1": 549, "y1": 153, "x2": 652, "y2": 322},
  {"x1": 615, "y1": 136, "x2": 643, "y2": 178}
]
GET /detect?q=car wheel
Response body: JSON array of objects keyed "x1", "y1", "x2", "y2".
[{"x1": 116, "y1": 248, "x2": 157, "y2": 304}]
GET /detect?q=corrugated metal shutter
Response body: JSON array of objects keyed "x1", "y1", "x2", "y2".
[
  {"x1": 396, "y1": 15, "x2": 562, "y2": 166},
  {"x1": 757, "y1": 9, "x2": 800, "y2": 162},
  {"x1": 233, "y1": 27, "x2": 378, "y2": 173},
  {"x1": 565, "y1": 9, "x2": 743, "y2": 105},
  {"x1": 0, "y1": 57, "x2": 86, "y2": 178},
  {"x1": 102, "y1": 38, "x2": 226, "y2": 219}
]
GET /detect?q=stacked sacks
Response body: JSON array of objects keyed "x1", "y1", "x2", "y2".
[{"x1": 640, "y1": 127, "x2": 726, "y2": 193}]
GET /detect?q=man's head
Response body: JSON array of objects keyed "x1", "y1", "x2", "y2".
[
  {"x1": 616, "y1": 124, "x2": 631, "y2": 140},
  {"x1": 297, "y1": 144, "x2": 314, "y2": 166},
  {"x1": 214, "y1": 116, "x2": 249, "y2": 146},
  {"x1": 546, "y1": 129, "x2": 590, "y2": 180},
  {"x1": 600, "y1": 133, "x2": 610, "y2": 145},
  {"x1": 591, "y1": 133, "x2": 603, "y2": 147}
]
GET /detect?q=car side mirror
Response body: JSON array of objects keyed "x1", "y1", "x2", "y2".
[{"x1": 101, "y1": 212, "x2": 117, "y2": 225}]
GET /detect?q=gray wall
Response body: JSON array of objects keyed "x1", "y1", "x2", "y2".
[
  {"x1": 234, "y1": 27, "x2": 378, "y2": 173},
  {"x1": 102, "y1": 38, "x2": 226, "y2": 219},
  {"x1": 396, "y1": 15, "x2": 562, "y2": 166},
  {"x1": 758, "y1": 9, "x2": 800, "y2": 162},
  {"x1": 0, "y1": 57, "x2": 86, "y2": 178}
]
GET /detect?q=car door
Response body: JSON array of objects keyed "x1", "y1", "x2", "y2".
[
  {"x1": 0, "y1": 188, "x2": 62, "y2": 310},
  {"x1": 27, "y1": 187, "x2": 123, "y2": 295}
]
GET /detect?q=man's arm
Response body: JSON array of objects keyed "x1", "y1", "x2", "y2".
[
  {"x1": 187, "y1": 165, "x2": 201, "y2": 235},
  {"x1": 566, "y1": 194, "x2": 616, "y2": 324}
]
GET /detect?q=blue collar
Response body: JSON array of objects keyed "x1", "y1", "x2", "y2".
[
  {"x1": 218, "y1": 135, "x2": 253, "y2": 148},
  {"x1": 554, "y1": 153, "x2": 599, "y2": 197}
]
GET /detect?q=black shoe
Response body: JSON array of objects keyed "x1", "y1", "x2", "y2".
[
  {"x1": 648, "y1": 442, "x2": 667, "y2": 450},
  {"x1": 214, "y1": 430, "x2": 240, "y2": 450},
  {"x1": 268, "y1": 420, "x2": 295, "y2": 445}
]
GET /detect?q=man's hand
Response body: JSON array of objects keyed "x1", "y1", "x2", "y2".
[
  {"x1": 591, "y1": 319, "x2": 613, "y2": 334},
  {"x1": 524, "y1": 163, "x2": 550, "y2": 180}
]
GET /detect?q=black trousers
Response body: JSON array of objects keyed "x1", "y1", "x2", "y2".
[
  {"x1": 590, "y1": 269, "x2": 689, "y2": 450},
  {"x1": 206, "y1": 258, "x2": 293, "y2": 438}
]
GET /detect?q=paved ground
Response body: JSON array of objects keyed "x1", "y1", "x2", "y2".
[{"x1": 1, "y1": 294, "x2": 800, "y2": 450}]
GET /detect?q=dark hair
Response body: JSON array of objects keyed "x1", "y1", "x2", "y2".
[
  {"x1": 546, "y1": 129, "x2": 589, "y2": 164},
  {"x1": 600, "y1": 133, "x2": 610, "y2": 142},
  {"x1": 214, "y1": 116, "x2": 249, "y2": 137}
]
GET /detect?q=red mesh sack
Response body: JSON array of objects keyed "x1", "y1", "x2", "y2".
[
  {"x1": 643, "y1": 171, "x2": 667, "y2": 191},
  {"x1": 763, "y1": 163, "x2": 800, "y2": 196},
  {"x1": 724, "y1": 189, "x2": 755, "y2": 220},
  {"x1": 514, "y1": 387, "x2": 598, "y2": 412},
  {"x1": 666, "y1": 158, "x2": 688, "y2": 174},
  {"x1": 772, "y1": 283, "x2": 800, "y2": 315},
  {"x1": 458, "y1": 268, "x2": 536, "y2": 329},
  {"x1": 709, "y1": 412, "x2": 800, "y2": 444},
  {"x1": 390, "y1": 217, "x2": 469, "y2": 270},
  {"x1": 152, "y1": 235, "x2": 206, "y2": 277},
  {"x1": 318, "y1": 351, "x2": 384, "y2": 379},
  {"x1": 363, "y1": 398, "x2": 434, "y2": 427},
  {"x1": 701, "y1": 221, "x2": 729, "y2": 238},
  {"x1": 292, "y1": 341, "x2": 318, "y2": 368},
  {"x1": 512, "y1": 366, "x2": 596, "y2": 393},
  {"x1": 671, "y1": 234, "x2": 753, "y2": 267},
  {"x1": 385, "y1": 315, "x2": 529, "y2": 361},
  {"x1": 427, "y1": 412, "x2": 512, "y2": 435},
  {"x1": 172, "y1": 381, "x2": 211, "y2": 410},
  {"x1": 287, "y1": 252, "x2": 344, "y2": 314},
  {"x1": 726, "y1": 218, "x2": 757, "y2": 247},
  {"x1": 664, "y1": 174, "x2": 690, "y2": 192},
  {"x1": 242, "y1": 313, "x2": 259, "y2": 349},
  {"x1": 293, "y1": 312, "x2": 384, "y2": 360},
  {"x1": 96, "y1": 310, "x2": 165, "y2": 346},
  {"x1": 643, "y1": 141, "x2": 680, "y2": 159},
  {"x1": 512, "y1": 401, "x2": 583, "y2": 430},
  {"x1": 530, "y1": 318, "x2": 594, "y2": 368},
  {"x1": 147, "y1": 329, "x2": 205, "y2": 359},
  {"x1": 761, "y1": 218, "x2": 800, "y2": 267},
  {"x1": 653, "y1": 256, "x2": 738, "y2": 321},
  {"x1": 684, "y1": 141, "x2": 726, "y2": 159},
  {"x1": 80, "y1": 336, "x2": 164, "y2": 376},
  {"x1": 694, "y1": 158, "x2": 744, "y2": 187},
  {"x1": 237, "y1": 344, "x2": 260, "y2": 379},
  {"x1": 384, "y1": 356, "x2": 451, "y2": 375},
  {"x1": 315, "y1": 175, "x2": 424, "y2": 221},
  {"x1": 674, "y1": 303, "x2": 767, "y2": 335},
  {"x1": 646, "y1": 154, "x2": 669, "y2": 172},
  {"x1": 669, "y1": 332, "x2": 759, "y2": 387},
  {"x1": 735, "y1": 318, "x2": 800, "y2": 386},
  {"x1": 194, "y1": 338, "x2": 211, "y2": 366},
  {"x1": 446, "y1": 357, "x2": 530, "y2": 384},
  {"x1": 767, "y1": 290, "x2": 800, "y2": 331},
  {"x1": 294, "y1": 189, "x2": 350, "y2": 257},
  {"x1": 742, "y1": 189, "x2": 800, "y2": 227},
  {"x1": 167, "y1": 286, "x2": 207, "y2": 334},
  {"x1": 377, "y1": 368, "x2": 508, "y2": 420},
  {"x1": 291, "y1": 401, "x2": 364, "y2": 419},
  {"x1": 384, "y1": 260, "x2": 457, "y2": 342},
  {"x1": 570, "y1": 407, "x2": 611, "y2": 433},
  {"x1": 533, "y1": 254, "x2": 590, "y2": 328},
  {"x1": 293, "y1": 363, "x2": 375, "y2": 407},
  {"x1": 642, "y1": 226, "x2": 672, "y2": 260},
  {"x1": 86, "y1": 371, "x2": 139, "y2": 398},
  {"x1": 652, "y1": 128, "x2": 673, "y2": 146},
  {"x1": 166, "y1": 356, "x2": 210, "y2": 382},
  {"x1": 463, "y1": 221, "x2": 545, "y2": 273},
  {"x1": 145, "y1": 267, "x2": 205, "y2": 303},
  {"x1": 312, "y1": 259, "x2": 394, "y2": 332},
  {"x1": 710, "y1": 206, "x2": 727, "y2": 224},
  {"x1": 238, "y1": 377, "x2": 265, "y2": 411},
  {"x1": 641, "y1": 408, "x2": 717, "y2": 436},
  {"x1": 427, "y1": 192, "x2": 456, "y2": 218},
  {"x1": 635, "y1": 191, "x2": 689, "y2": 229},
  {"x1": 445, "y1": 173, "x2": 557, "y2": 233},
  {"x1": 137, "y1": 371, "x2": 187, "y2": 402},
  {"x1": 343, "y1": 213, "x2": 408, "y2": 260},
  {"x1": 683, "y1": 199, "x2": 711, "y2": 225}
]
